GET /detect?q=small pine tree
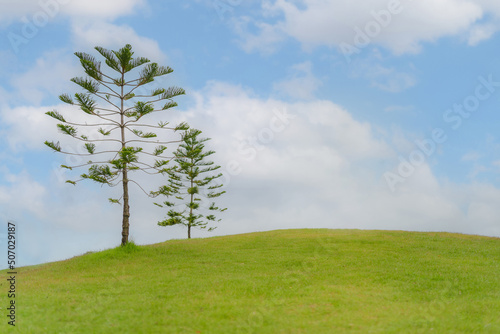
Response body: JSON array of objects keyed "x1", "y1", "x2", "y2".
[{"x1": 153, "y1": 129, "x2": 226, "y2": 238}]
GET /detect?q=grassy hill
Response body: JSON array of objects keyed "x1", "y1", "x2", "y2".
[{"x1": 1, "y1": 229, "x2": 499, "y2": 333}]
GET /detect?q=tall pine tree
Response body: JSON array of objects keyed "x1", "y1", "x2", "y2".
[{"x1": 45, "y1": 44, "x2": 187, "y2": 246}]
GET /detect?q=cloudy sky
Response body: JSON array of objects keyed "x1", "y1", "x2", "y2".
[{"x1": 1, "y1": 0, "x2": 500, "y2": 268}]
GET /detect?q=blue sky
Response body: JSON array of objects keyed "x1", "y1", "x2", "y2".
[{"x1": 1, "y1": 0, "x2": 500, "y2": 268}]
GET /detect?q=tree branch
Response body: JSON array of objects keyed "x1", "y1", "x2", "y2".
[
  {"x1": 125, "y1": 139, "x2": 182, "y2": 145},
  {"x1": 128, "y1": 179, "x2": 153, "y2": 197}
]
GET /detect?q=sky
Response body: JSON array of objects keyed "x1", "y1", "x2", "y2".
[{"x1": 1, "y1": 0, "x2": 500, "y2": 268}]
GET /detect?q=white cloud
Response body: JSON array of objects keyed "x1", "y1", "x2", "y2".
[
  {"x1": 62, "y1": 0, "x2": 147, "y2": 20},
  {"x1": 236, "y1": 0, "x2": 500, "y2": 55},
  {"x1": 369, "y1": 65, "x2": 417, "y2": 92},
  {"x1": 468, "y1": 164, "x2": 489, "y2": 179},
  {"x1": 171, "y1": 82, "x2": 500, "y2": 238},
  {"x1": 232, "y1": 16, "x2": 287, "y2": 54},
  {"x1": 462, "y1": 151, "x2": 482, "y2": 161},
  {"x1": 0, "y1": 0, "x2": 47, "y2": 26},
  {"x1": 1, "y1": 0, "x2": 161, "y2": 63},
  {"x1": 0, "y1": 169, "x2": 47, "y2": 218},
  {"x1": 273, "y1": 61, "x2": 322, "y2": 99},
  {"x1": 1, "y1": 105, "x2": 56, "y2": 151},
  {"x1": 351, "y1": 58, "x2": 417, "y2": 93},
  {"x1": 467, "y1": 22, "x2": 498, "y2": 46},
  {"x1": 10, "y1": 49, "x2": 79, "y2": 106},
  {"x1": 0, "y1": 101, "x2": 117, "y2": 152},
  {"x1": 0, "y1": 0, "x2": 146, "y2": 24},
  {"x1": 71, "y1": 21, "x2": 165, "y2": 62}
]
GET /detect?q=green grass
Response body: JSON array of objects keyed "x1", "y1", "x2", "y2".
[{"x1": 1, "y1": 229, "x2": 500, "y2": 333}]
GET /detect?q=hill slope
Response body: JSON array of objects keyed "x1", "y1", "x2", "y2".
[{"x1": 1, "y1": 229, "x2": 499, "y2": 333}]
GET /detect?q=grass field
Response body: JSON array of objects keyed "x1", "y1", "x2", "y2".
[{"x1": 1, "y1": 229, "x2": 499, "y2": 333}]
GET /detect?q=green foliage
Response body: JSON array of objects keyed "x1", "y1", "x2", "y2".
[
  {"x1": 155, "y1": 122, "x2": 168, "y2": 129},
  {"x1": 153, "y1": 145, "x2": 167, "y2": 156},
  {"x1": 162, "y1": 100, "x2": 178, "y2": 110},
  {"x1": 57, "y1": 124, "x2": 77, "y2": 137},
  {"x1": 119, "y1": 146, "x2": 142, "y2": 163},
  {"x1": 74, "y1": 93, "x2": 96, "y2": 114},
  {"x1": 44, "y1": 140, "x2": 61, "y2": 152},
  {"x1": 161, "y1": 86, "x2": 185, "y2": 100},
  {"x1": 127, "y1": 57, "x2": 150, "y2": 72},
  {"x1": 151, "y1": 88, "x2": 166, "y2": 96},
  {"x1": 81, "y1": 164, "x2": 115, "y2": 184},
  {"x1": 108, "y1": 198, "x2": 120, "y2": 204},
  {"x1": 119, "y1": 239, "x2": 140, "y2": 252},
  {"x1": 132, "y1": 129, "x2": 156, "y2": 138},
  {"x1": 94, "y1": 46, "x2": 120, "y2": 72},
  {"x1": 71, "y1": 77, "x2": 100, "y2": 94},
  {"x1": 174, "y1": 122, "x2": 189, "y2": 131},
  {"x1": 84, "y1": 143, "x2": 95, "y2": 154},
  {"x1": 59, "y1": 93, "x2": 74, "y2": 105},
  {"x1": 46, "y1": 111, "x2": 66, "y2": 122},
  {"x1": 154, "y1": 129, "x2": 226, "y2": 238},
  {"x1": 126, "y1": 101, "x2": 155, "y2": 120},
  {"x1": 98, "y1": 128, "x2": 111, "y2": 136},
  {"x1": 139, "y1": 63, "x2": 173, "y2": 85},
  {"x1": 114, "y1": 44, "x2": 133, "y2": 72},
  {"x1": 124, "y1": 92, "x2": 135, "y2": 100},
  {"x1": 154, "y1": 160, "x2": 169, "y2": 168},
  {"x1": 74, "y1": 52, "x2": 102, "y2": 81}
]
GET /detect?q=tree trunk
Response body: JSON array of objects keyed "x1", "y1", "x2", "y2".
[
  {"x1": 121, "y1": 168, "x2": 130, "y2": 246},
  {"x1": 120, "y1": 69, "x2": 129, "y2": 246},
  {"x1": 188, "y1": 174, "x2": 193, "y2": 239}
]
